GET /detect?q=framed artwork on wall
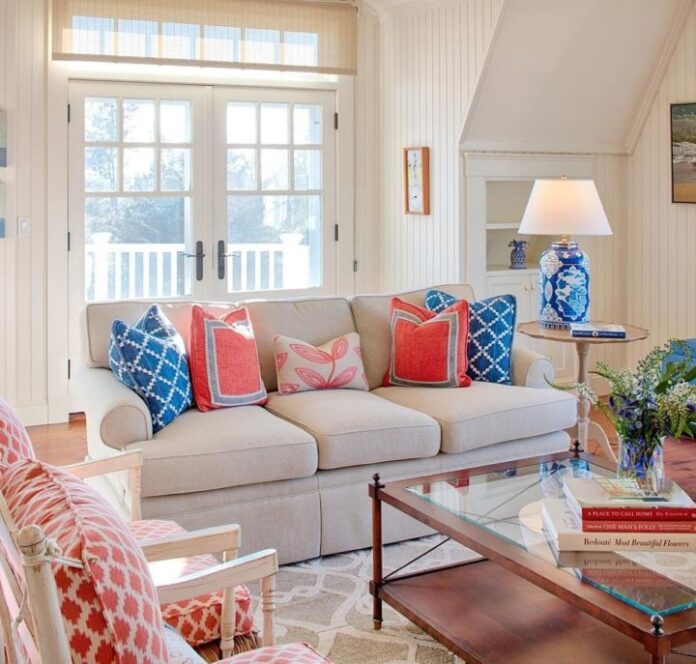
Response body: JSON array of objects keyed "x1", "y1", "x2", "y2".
[
  {"x1": 670, "y1": 103, "x2": 696, "y2": 203},
  {"x1": 0, "y1": 109, "x2": 5, "y2": 167},
  {"x1": 403, "y1": 147, "x2": 430, "y2": 215}
]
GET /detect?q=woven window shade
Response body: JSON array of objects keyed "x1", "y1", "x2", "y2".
[{"x1": 52, "y1": 0, "x2": 357, "y2": 74}]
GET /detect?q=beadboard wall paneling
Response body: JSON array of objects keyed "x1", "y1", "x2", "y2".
[
  {"x1": 585, "y1": 154, "x2": 629, "y2": 390},
  {"x1": 626, "y1": 2, "x2": 696, "y2": 367},
  {"x1": 354, "y1": 11, "x2": 380, "y2": 292},
  {"x1": 378, "y1": 0, "x2": 504, "y2": 291},
  {"x1": 0, "y1": 0, "x2": 49, "y2": 424}
]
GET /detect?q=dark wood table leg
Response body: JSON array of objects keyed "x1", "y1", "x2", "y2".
[
  {"x1": 648, "y1": 615, "x2": 668, "y2": 664},
  {"x1": 371, "y1": 473, "x2": 384, "y2": 631}
]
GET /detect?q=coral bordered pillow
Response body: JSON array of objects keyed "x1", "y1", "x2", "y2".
[
  {"x1": 189, "y1": 305, "x2": 266, "y2": 411},
  {"x1": 273, "y1": 332, "x2": 369, "y2": 395},
  {"x1": 383, "y1": 297, "x2": 471, "y2": 388},
  {"x1": 1, "y1": 459, "x2": 168, "y2": 664},
  {"x1": 425, "y1": 289, "x2": 517, "y2": 385}
]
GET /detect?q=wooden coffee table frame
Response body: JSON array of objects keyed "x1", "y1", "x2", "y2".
[{"x1": 369, "y1": 452, "x2": 696, "y2": 664}]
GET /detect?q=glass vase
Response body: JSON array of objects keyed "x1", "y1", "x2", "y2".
[{"x1": 616, "y1": 437, "x2": 664, "y2": 492}]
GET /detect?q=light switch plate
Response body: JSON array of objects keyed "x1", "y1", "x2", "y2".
[{"x1": 18, "y1": 217, "x2": 31, "y2": 237}]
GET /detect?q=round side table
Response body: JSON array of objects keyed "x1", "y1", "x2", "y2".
[{"x1": 517, "y1": 321, "x2": 649, "y2": 461}]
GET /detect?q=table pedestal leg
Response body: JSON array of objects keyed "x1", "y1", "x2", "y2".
[{"x1": 574, "y1": 341, "x2": 590, "y2": 455}]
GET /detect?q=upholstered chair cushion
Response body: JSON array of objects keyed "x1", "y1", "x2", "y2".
[
  {"x1": 1, "y1": 459, "x2": 168, "y2": 663},
  {"x1": 221, "y1": 642, "x2": 331, "y2": 663},
  {"x1": 129, "y1": 519, "x2": 255, "y2": 648},
  {"x1": 0, "y1": 397, "x2": 35, "y2": 468}
]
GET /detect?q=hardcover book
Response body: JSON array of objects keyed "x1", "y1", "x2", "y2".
[
  {"x1": 541, "y1": 499, "x2": 696, "y2": 552},
  {"x1": 569, "y1": 323, "x2": 626, "y2": 338}
]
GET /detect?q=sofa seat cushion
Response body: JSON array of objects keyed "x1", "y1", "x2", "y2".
[
  {"x1": 130, "y1": 519, "x2": 254, "y2": 648},
  {"x1": 373, "y1": 382, "x2": 576, "y2": 454},
  {"x1": 265, "y1": 390, "x2": 440, "y2": 470},
  {"x1": 129, "y1": 406, "x2": 317, "y2": 497}
]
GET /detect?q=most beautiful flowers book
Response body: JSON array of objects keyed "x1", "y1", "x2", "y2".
[{"x1": 542, "y1": 499, "x2": 696, "y2": 552}]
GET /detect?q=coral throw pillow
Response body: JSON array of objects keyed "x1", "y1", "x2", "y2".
[
  {"x1": 2, "y1": 459, "x2": 168, "y2": 664},
  {"x1": 273, "y1": 333, "x2": 368, "y2": 395},
  {"x1": 383, "y1": 297, "x2": 471, "y2": 388},
  {"x1": 189, "y1": 305, "x2": 267, "y2": 411},
  {"x1": 0, "y1": 396, "x2": 35, "y2": 468}
]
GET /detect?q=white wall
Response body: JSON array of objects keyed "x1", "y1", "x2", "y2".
[
  {"x1": 626, "y1": 1, "x2": 696, "y2": 366},
  {"x1": 0, "y1": 0, "x2": 49, "y2": 424},
  {"x1": 378, "y1": 0, "x2": 504, "y2": 291}
]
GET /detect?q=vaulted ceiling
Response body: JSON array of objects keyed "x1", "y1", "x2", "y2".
[{"x1": 460, "y1": 0, "x2": 692, "y2": 153}]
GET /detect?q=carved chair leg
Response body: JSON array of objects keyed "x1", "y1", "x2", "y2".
[
  {"x1": 260, "y1": 574, "x2": 276, "y2": 647},
  {"x1": 128, "y1": 465, "x2": 142, "y2": 521},
  {"x1": 219, "y1": 547, "x2": 239, "y2": 658}
]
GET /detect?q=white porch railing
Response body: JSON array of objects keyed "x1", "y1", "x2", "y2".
[{"x1": 86, "y1": 236, "x2": 310, "y2": 300}]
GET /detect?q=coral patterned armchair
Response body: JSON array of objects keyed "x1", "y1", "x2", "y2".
[{"x1": 0, "y1": 397, "x2": 330, "y2": 664}]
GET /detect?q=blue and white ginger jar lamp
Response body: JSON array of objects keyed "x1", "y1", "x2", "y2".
[{"x1": 518, "y1": 179, "x2": 612, "y2": 330}]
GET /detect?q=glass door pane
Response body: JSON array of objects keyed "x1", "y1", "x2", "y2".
[
  {"x1": 214, "y1": 88, "x2": 336, "y2": 298},
  {"x1": 73, "y1": 84, "x2": 206, "y2": 303}
]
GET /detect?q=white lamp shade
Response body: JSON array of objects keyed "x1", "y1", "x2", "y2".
[{"x1": 518, "y1": 179, "x2": 612, "y2": 236}]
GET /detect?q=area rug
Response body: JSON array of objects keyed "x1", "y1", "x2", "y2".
[{"x1": 249, "y1": 536, "x2": 480, "y2": 664}]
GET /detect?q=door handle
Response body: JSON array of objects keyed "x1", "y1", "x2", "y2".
[
  {"x1": 179, "y1": 241, "x2": 206, "y2": 281},
  {"x1": 217, "y1": 240, "x2": 242, "y2": 280}
]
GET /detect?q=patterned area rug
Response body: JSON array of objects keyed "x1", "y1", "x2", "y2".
[{"x1": 249, "y1": 536, "x2": 480, "y2": 664}]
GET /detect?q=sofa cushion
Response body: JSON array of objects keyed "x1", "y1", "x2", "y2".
[
  {"x1": 128, "y1": 406, "x2": 317, "y2": 497},
  {"x1": 373, "y1": 382, "x2": 576, "y2": 454},
  {"x1": 274, "y1": 332, "x2": 368, "y2": 394},
  {"x1": 189, "y1": 306, "x2": 267, "y2": 411},
  {"x1": 265, "y1": 390, "x2": 440, "y2": 470},
  {"x1": 351, "y1": 284, "x2": 475, "y2": 390}
]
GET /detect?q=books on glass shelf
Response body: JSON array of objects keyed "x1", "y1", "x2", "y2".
[
  {"x1": 569, "y1": 323, "x2": 626, "y2": 338},
  {"x1": 541, "y1": 499, "x2": 696, "y2": 552},
  {"x1": 539, "y1": 477, "x2": 696, "y2": 552}
]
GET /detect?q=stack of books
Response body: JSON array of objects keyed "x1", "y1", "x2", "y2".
[{"x1": 542, "y1": 476, "x2": 696, "y2": 553}]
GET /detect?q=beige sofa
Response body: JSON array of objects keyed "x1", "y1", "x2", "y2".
[{"x1": 78, "y1": 284, "x2": 576, "y2": 564}]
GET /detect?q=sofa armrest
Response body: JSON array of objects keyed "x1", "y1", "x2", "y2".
[
  {"x1": 77, "y1": 366, "x2": 153, "y2": 450},
  {"x1": 511, "y1": 346, "x2": 555, "y2": 388}
]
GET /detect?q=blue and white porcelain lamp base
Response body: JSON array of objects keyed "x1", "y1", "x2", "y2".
[{"x1": 538, "y1": 239, "x2": 590, "y2": 330}]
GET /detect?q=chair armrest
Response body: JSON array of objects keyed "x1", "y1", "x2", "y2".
[
  {"x1": 511, "y1": 346, "x2": 555, "y2": 388},
  {"x1": 140, "y1": 524, "x2": 241, "y2": 562},
  {"x1": 62, "y1": 450, "x2": 143, "y2": 478},
  {"x1": 155, "y1": 549, "x2": 278, "y2": 605},
  {"x1": 76, "y1": 366, "x2": 153, "y2": 450}
]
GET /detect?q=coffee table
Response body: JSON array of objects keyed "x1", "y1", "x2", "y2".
[{"x1": 370, "y1": 453, "x2": 696, "y2": 663}]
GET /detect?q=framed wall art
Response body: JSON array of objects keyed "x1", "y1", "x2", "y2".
[
  {"x1": 403, "y1": 147, "x2": 430, "y2": 215},
  {"x1": 0, "y1": 109, "x2": 6, "y2": 168},
  {"x1": 670, "y1": 103, "x2": 696, "y2": 203}
]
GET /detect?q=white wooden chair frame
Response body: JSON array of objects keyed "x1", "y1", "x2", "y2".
[{"x1": 0, "y1": 451, "x2": 278, "y2": 663}]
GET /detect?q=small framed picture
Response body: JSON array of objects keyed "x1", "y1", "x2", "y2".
[
  {"x1": 403, "y1": 147, "x2": 430, "y2": 215},
  {"x1": 670, "y1": 103, "x2": 696, "y2": 203},
  {"x1": 0, "y1": 109, "x2": 5, "y2": 168}
]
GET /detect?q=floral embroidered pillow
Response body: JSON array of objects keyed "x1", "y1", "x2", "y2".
[{"x1": 273, "y1": 332, "x2": 369, "y2": 395}]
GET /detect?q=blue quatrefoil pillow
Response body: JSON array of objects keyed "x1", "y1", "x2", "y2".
[
  {"x1": 109, "y1": 305, "x2": 193, "y2": 432},
  {"x1": 425, "y1": 289, "x2": 517, "y2": 385}
]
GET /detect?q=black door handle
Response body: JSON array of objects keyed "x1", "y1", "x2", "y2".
[
  {"x1": 179, "y1": 240, "x2": 206, "y2": 281},
  {"x1": 217, "y1": 240, "x2": 242, "y2": 280}
]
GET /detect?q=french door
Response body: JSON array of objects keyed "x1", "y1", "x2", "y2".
[{"x1": 68, "y1": 80, "x2": 338, "y2": 334}]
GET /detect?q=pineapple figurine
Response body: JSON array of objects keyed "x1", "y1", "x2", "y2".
[{"x1": 508, "y1": 239, "x2": 528, "y2": 270}]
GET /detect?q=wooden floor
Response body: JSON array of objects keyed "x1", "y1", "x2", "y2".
[{"x1": 27, "y1": 409, "x2": 619, "y2": 465}]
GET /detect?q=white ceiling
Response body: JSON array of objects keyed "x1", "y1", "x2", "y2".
[{"x1": 460, "y1": 0, "x2": 691, "y2": 153}]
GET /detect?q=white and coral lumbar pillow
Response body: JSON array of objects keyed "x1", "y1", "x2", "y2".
[{"x1": 273, "y1": 332, "x2": 369, "y2": 395}]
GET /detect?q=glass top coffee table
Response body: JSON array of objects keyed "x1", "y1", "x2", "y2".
[{"x1": 369, "y1": 453, "x2": 696, "y2": 664}]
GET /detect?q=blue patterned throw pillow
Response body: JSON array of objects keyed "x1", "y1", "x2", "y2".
[
  {"x1": 108, "y1": 304, "x2": 182, "y2": 390},
  {"x1": 425, "y1": 289, "x2": 517, "y2": 384},
  {"x1": 110, "y1": 319, "x2": 193, "y2": 432}
]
